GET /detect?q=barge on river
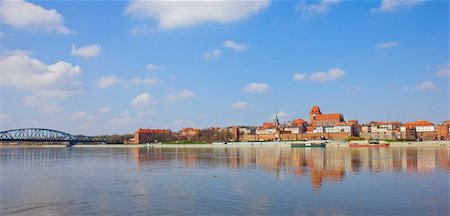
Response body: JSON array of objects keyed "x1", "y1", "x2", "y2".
[{"x1": 290, "y1": 142, "x2": 327, "y2": 148}]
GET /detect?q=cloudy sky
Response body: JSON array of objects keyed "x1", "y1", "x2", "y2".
[{"x1": 0, "y1": 0, "x2": 448, "y2": 135}]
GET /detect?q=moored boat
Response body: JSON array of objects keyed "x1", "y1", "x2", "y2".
[
  {"x1": 349, "y1": 143, "x2": 390, "y2": 148},
  {"x1": 291, "y1": 142, "x2": 326, "y2": 148}
]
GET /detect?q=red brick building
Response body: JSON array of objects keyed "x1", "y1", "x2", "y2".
[
  {"x1": 437, "y1": 120, "x2": 450, "y2": 140},
  {"x1": 292, "y1": 118, "x2": 306, "y2": 127},
  {"x1": 256, "y1": 122, "x2": 277, "y2": 135},
  {"x1": 126, "y1": 128, "x2": 170, "y2": 144},
  {"x1": 308, "y1": 106, "x2": 344, "y2": 131},
  {"x1": 180, "y1": 128, "x2": 201, "y2": 140}
]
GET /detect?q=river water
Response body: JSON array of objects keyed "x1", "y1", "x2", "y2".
[{"x1": 0, "y1": 146, "x2": 448, "y2": 215}]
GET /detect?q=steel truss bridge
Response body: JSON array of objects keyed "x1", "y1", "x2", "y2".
[{"x1": 0, "y1": 128, "x2": 106, "y2": 147}]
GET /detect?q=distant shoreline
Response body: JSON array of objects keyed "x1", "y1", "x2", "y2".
[{"x1": 1, "y1": 141, "x2": 449, "y2": 148}]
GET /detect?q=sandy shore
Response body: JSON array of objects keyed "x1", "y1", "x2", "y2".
[{"x1": 1, "y1": 140, "x2": 449, "y2": 148}]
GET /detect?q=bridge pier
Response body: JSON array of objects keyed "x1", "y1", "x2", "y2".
[{"x1": 66, "y1": 141, "x2": 76, "y2": 147}]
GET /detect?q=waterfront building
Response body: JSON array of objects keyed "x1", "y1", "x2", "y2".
[
  {"x1": 292, "y1": 118, "x2": 307, "y2": 127},
  {"x1": 180, "y1": 128, "x2": 201, "y2": 140},
  {"x1": 437, "y1": 120, "x2": 450, "y2": 140},
  {"x1": 126, "y1": 128, "x2": 170, "y2": 144},
  {"x1": 360, "y1": 121, "x2": 402, "y2": 140},
  {"x1": 362, "y1": 121, "x2": 402, "y2": 133},
  {"x1": 308, "y1": 106, "x2": 344, "y2": 128},
  {"x1": 284, "y1": 126, "x2": 304, "y2": 134},
  {"x1": 239, "y1": 126, "x2": 257, "y2": 135},
  {"x1": 399, "y1": 120, "x2": 437, "y2": 140},
  {"x1": 401, "y1": 127, "x2": 417, "y2": 140},
  {"x1": 284, "y1": 118, "x2": 306, "y2": 134},
  {"x1": 402, "y1": 120, "x2": 436, "y2": 132},
  {"x1": 326, "y1": 125, "x2": 352, "y2": 133},
  {"x1": 256, "y1": 122, "x2": 277, "y2": 135},
  {"x1": 210, "y1": 127, "x2": 224, "y2": 132},
  {"x1": 311, "y1": 124, "x2": 352, "y2": 134},
  {"x1": 346, "y1": 120, "x2": 361, "y2": 136}
]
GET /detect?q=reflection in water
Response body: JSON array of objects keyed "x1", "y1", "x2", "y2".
[
  {"x1": 130, "y1": 147, "x2": 449, "y2": 190},
  {"x1": 1, "y1": 146, "x2": 448, "y2": 215}
]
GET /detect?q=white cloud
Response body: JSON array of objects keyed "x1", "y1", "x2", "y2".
[
  {"x1": 293, "y1": 67, "x2": 345, "y2": 82},
  {"x1": 70, "y1": 44, "x2": 101, "y2": 57},
  {"x1": 0, "y1": 0, "x2": 71, "y2": 34},
  {"x1": 276, "y1": 111, "x2": 288, "y2": 118},
  {"x1": 293, "y1": 73, "x2": 307, "y2": 81},
  {"x1": 125, "y1": 0, "x2": 270, "y2": 29},
  {"x1": 130, "y1": 23, "x2": 152, "y2": 35},
  {"x1": 22, "y1": 95, "x2": 65, "y2": 112},
  {"x1": 71, "y1": 111, "x2": 87, "y2": 119},
  {"x1": 222, "y1": 40, "x2": 247, "y2": 52},
  {"x1": 128, "y1": 77, "x2": 159, "y2": 85},
  {"x1": 109, "y1": 116, "x2": 133, "y2": 125},
  {"x1": 230, "y1": 101, "x2": 250, "y2": 110},
  {"x1": 97, "y1": 106, "x2": 111, "y2": 113},
  {"x1": 96, "y1": 75, "x2": 158, "y2": 88},
  {"x1": 70, "y1": 111, "x2": 98, "y2": 122},
  {"x1": 171, "y1": 119, "x2": 195, "y2": 130},
  {"x1": 412, "y1": 81, "x2": 437, "y2": 91},
  {"x1": 0, "y1": 51, "x2": 81, "y2": 91},
  {"x1": 20, "y1": 90, "x2": 80, "y2": 108},
  {"x1": 203, "y1": 49, "x2": 221, "y2": 59},
  {"x1": 131, "y1": 93, "x2": 156, "y2": 107},
  {"x1": 297, "y1": 0, "x2": 340, "y2": 16},
  {"x1": 40, "y1": 102, "x2": 63, "y2": 113},
  {"x1": 372, "y1": 0, "x2": 424, "y2": 12},
  {"x1": 146, "y1": 64, "x2": 166, "y2": 71},
  {"x1": 137, "y1": 110, "x2": 154, "y2": 117},
  {"x1": 96, "y1": 75, "x2": 119, "y2": 88},
  {"x1": 268, "y1": 111, "x2": 288, "y2": 123},
  {"x1": 308, "y1": 68, "x2": 345, "y2": 81},
  {"x1": 109, "y1": 112, "x2": 134, "y2": 125},
  {"x1": 375, "y1": 41, "x2": 399, "y2": 49},
  {"x1": 164, "y1": 90, "x2": 196, "y2": 102},
  {"x1": 242, "y1": 82, "x2": 269, "y2": 93},
  {"x1": 0, "y1": 114, "x2": 11, "y2": 122},
  {"x1": 0, "y1": 51, "x2": 81, "y2": 112},
  {"x1": 436, "y1": 63, "x2": 450, "y2": 77}
]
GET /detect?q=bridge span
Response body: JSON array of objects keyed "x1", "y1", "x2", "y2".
[{"x1": 0, "y1": 128, "x2": 106, "y2": 147}]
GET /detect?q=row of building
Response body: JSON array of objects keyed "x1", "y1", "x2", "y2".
[{"x1": 126, "y1": 106, "x2": 450, "y2": 144}]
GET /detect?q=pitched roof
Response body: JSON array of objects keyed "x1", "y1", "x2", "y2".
[
  {"x1": 314, "y1": 113, "x2": 343, "y2": 121},
  {"x1": 346, "y1": 120, "x2": 358, "y2": 126},
  {"x1": 136, "y1": 129, "x2": 168, "y2": 134},
  {"x1": 260, "y1": 122, "x2": 276, "y2": 129},
  {"x1": 309, "y1": 106, "x2": 322, "y2": 114},
  {"x1": 292, "y1": 118, "x2": 306, "y2": 126},
  {"x1": 403, "y1": 120, "x2": 434, "y2": 127}
]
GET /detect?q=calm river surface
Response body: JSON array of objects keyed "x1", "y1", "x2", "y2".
[{"x1": 0, "y1": 146, "x2": 448, "y2": 215}]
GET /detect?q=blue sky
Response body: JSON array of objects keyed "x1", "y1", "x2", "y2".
[{"x1": 0, "y1": 0, "x2": 448, "y2": 135}]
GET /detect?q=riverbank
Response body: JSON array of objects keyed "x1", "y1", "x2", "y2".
[{"x1": 1, "y1": 140, "x2": 449, "y2": 148}]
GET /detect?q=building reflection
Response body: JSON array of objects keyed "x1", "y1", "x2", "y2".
[
  {"x1": 132, "y1": 147, "x2": 449, "y2": 190},
  {"x1": 1, "y1": 146, "x2": 448, "y2": 191}
]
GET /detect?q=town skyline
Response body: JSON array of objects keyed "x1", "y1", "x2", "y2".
[{"x1": 0, "y1": 0, "x2": 448, "y2": 135}]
